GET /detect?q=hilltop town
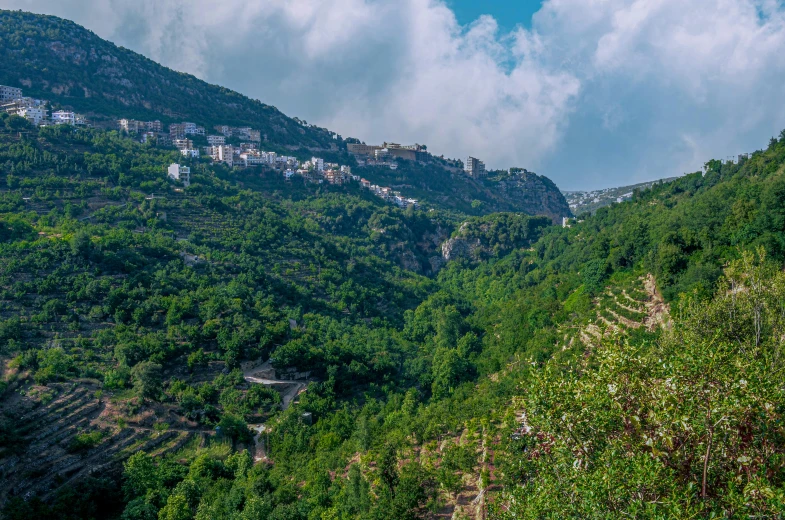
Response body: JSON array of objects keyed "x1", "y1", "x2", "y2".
[{"x1": 2, "y1": 85, "x2": 514, "y2": 211}]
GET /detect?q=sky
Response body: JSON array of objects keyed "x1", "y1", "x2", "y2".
[{"x1": 3, "y1": 0, "x2": 785, "y2": 190}]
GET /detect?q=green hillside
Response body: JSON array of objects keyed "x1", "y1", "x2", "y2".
[
  {"x1": 0, "y1": 10, "x2": 336, "y2": 148},
  {"x1": 1, "y1": 10, "x2": 785, "y2": 520},
  {"x1": 0, "y1": 9, "x2": 571, "y2": 222}
]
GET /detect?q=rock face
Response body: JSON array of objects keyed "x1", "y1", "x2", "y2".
[
  {"x1": 441, "y1": 236, "x2": 477, "y2": 262},
  {"x1": 493, "y1": 171, "x2": 572, "y2": 224},
  {"x1": 440, "y1": 214, "x2": 551, "y2": 264}
]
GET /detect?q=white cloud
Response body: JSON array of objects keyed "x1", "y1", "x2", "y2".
[{"x1": 4, "y1": 0, "x2": 785, "y2": 189}]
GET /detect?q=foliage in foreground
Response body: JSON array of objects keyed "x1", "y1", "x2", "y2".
[{"x1": 494, "y1": 250, "x2": 785, "y2": 518}]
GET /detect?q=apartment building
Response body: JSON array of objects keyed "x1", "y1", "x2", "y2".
[
  {"x1": 2, "y1": 98, "x2": 48, "y2": 125},
  {"x1": 169, "y1": 123, "x2": 186, "y2": 139},
  {"x1": 311, "y1": 157, "x2": 324, "y2": 172},
  {"x1": 215, "y1": 125, "x2": 232, "y2": 137},
  {"x1": 144, "y1": 120, "x2": 162, "y2": 132},
  {"x1": 207, "y1": 135, "x2": 226, "y2": 146},
  {"x1": 167, "y1": 163, "x2": 191, "y2": 187},
  {"x1": 173, "y1": 138, "x2": 194, "y2": 151},
  {"x1": 0, "y1": 85, "x2": 22, "y2": 102},
  {"x1": 465, "y1": 156, "x2": 486, "y2": 178}
]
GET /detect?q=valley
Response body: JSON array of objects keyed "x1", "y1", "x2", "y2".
[{"x1": 0, "y1": 7, "x2": 784, "y2": 520}]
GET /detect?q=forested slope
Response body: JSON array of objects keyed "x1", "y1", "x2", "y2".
[
  {"x1": 1, "y1": 9, "x2": 785, "y2": 519},
  {"x1": 0, "y1": 10, "x2": 336, "y2": 148}
]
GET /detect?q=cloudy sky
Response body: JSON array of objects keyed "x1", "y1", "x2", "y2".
[{"x1": 4, "y1": 0, "x2": 785, "y2": 190}]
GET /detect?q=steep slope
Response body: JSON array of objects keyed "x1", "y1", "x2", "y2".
[
  {"x1": 0, "y1": 9, "x2": 572, "y2": 222},
  {"x1": 564, "y1": 176, "x2": 680, "y2": 215},
  {"x1": 0, "y1": 9, "x2": 336, "y2": 148},
  {"x1": 358, "y1": 162, "x2": 571, "y2": 222}
]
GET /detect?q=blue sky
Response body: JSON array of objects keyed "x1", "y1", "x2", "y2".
[
  {"x1": 448, "y1": 0, "x2": 542, "y2": 31},
  {"x1": 5, "y1": 0, "x2": 785, "y2": 190}
]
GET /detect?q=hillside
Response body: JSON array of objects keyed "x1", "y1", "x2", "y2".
[
  {"x1": 2, "y1": 10, "x2": 785, "y2": 520},
  {"x1": 564, "y1": 176, "x2": 680, "y2": 215},
  {"x1": 0, "y1": 10, "x2": 337, "y2": 149},
  {"x1": 0, "y1": 9, "x2": 571, "y2": 223},
  {"x1": 357, "y1": 161, "x2": 571, "y2": 222}
]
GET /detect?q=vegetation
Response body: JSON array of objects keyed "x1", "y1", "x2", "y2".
[{"x1": 2, "y1": 9, "x2": 785, "y2": 520}]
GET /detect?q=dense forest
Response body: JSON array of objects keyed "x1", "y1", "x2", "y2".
[
  {"x1": 2, "y1": 104, "x2": 785, "y2": 519},
  {"x1": 1, "y1": 9, "x2": 785, "y2": 520}
]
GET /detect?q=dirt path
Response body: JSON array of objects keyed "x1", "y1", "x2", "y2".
[{"x1": 242, "y1": 360, "x2": 310, "y2": 411}]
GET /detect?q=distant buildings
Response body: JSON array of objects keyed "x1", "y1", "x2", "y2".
[
  {"x1": 167, "y1": 163, "x2": 191, "y2": 187},
  {"x1": 1, "y1": 98, "x2": 48, "y2": 125},
  {"x1": 52, "y1": 111, "x2": 75, "y2": 125},
  {"x1": 465, "y1": 156, "x2": 486, "y2": 178},
  {"x1": 0, "y1": 85, "x2": 22, "y2": 102},
  {"x1": 347, "y1": 142, "x2": 429, "y2": 162},
  {"x1": 207, "y1": 135, "x2": 226, "y2": 146},
  {"x1": 311, "y1": 157, "x2": 324, "y2": 172},
  {"x1": 119, "y1": 119, "x2": 161, "y2": 133}
]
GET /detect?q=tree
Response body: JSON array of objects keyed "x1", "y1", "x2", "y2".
[{"x1": 131, "y1": 362, "x2": 163, "y2": 401}]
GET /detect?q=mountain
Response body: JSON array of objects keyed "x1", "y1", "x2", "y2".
[
  {"x1": 3, "y1": 10, "x2": 785, "y2": 520},
  {"x1": 0, "y1": 9, "x2": 571, "y2": 222},
  {"x1": 563, "y1": 176, "x2": 681, "y2": 215},
  {"x1": 0, "y1": 10, "x2": 337, "y2": 148}
]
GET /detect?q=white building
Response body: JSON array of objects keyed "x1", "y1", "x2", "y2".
[
  {"x1": 183, "y1": 122, "x2": 198, "y2": 134},
  {"x1": 20, "y1": 106, "x2": 48, "y2": 125},
  {"x1": 181, "y1": 148, "x2": 200, "y2": 159},
  {"x1": 2, "y1": 98, "x2": 47, "y2": 125},
  {"x1": 240, "y1": 152, "x2": 266, "y2": 167},
  {"x1": 213, "y1": 145, "x2": 234, "y2": 167},
  {"x1": 465, "y1": 156, "x2": 486, "y2": 178},
  {"x1": 167, "y1": 164, "x2": 191, "y2": 187},
  {"x1": 0, "y1": 85, "x2": 22, "y2": 102},
  {"x1": 52, "y1": 111, "x2": 76, "y2": 125},
  {"x1": 207, "y1": 135, "x2": 226, "y2": 146},
  {"x1": 311, "y1": 157, "x2": 324, "y2": 172}
]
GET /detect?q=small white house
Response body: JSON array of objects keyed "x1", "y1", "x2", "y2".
[
  {"x1": 168, "y1": 163, "x2": 191, "y2": 187},
  {"x1": 180, "y1": 148, "x2": 200, "y2": 159}
]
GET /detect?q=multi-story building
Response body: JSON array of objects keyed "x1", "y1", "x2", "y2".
[
  {"x1": 240, "y1": 152, "x2": 266, "y2": 167},
  {"x1": 215, "y1": 125, "x2": 232, "y2": 137},
  {"x1": 169, "y1": 123, "x2": 186, "y2": 139},
  {"x1": 0, "y1": 85, "x2": 22, "y2": 102},
  {"x1": 167, "y1": 163, "x2": 191, "y2": 187},
  {"x1": 173, "y1": 138, "x2": 194, "y2": 151},
  {"x1": 311, "y1": 157, "x2": 324, "y2": 172},
  {"x1": 465, "y1": 156, "x2": 486, "y2": 178},
  {"x1": 119, "y1": 119, "x2": 141, "y2": 133},
  {"x1": 52, "y1": 111, "x2": 76, "y2": 125},
  {"x1": 347, "y1": 143, "x2": 383, "y2": 156},
  {"x1": 144, "y1": 120, "x2": 162, "y2": 132},
  {"x1": 213, "y1": 145, "x2": 234, "y2": 167},
  {"x1": 207, "y1": 135, "x2": 226, "y2": 146},
  {"x1": 2, "y1": 98, "x2": 48, "y2": 125},
  {"x1": 181, "y1": 149, "x2": 200, "y2": 159},
  {"x1": 324, "y1": 170, "x2": 346, "y2": 185}
]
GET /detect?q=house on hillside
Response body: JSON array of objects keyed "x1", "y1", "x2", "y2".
[{"x1": 167, "y1": 163, "x2": 191, "y2": 187}]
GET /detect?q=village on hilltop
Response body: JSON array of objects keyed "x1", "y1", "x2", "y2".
[{"x1": 1, "y1": 84, "x2": 497, "y2": 211}]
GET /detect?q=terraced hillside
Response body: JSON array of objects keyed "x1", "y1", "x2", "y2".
[
  {"x1": 0, "y1": 378, "x2": 212, "y2": 505},
  {"x1": 561, "y1": 274, "x2": 671, "y2": 353}
]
